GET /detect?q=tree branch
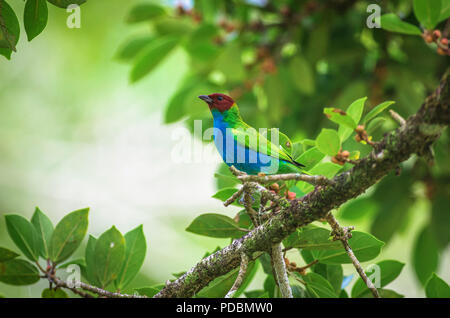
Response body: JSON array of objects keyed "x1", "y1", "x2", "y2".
[
  {"x1": 154, "y1": 69, "x2": 449, "y2": 298},
  {"x1": 325, "y1": 213, "x2": 380, "y2": 298},
  {"x1": 225, "y1": 253, "x2": 249, "y2": 298},
  {"x1": 271, "y1": 244, "x2": 293, "y2": 298}
]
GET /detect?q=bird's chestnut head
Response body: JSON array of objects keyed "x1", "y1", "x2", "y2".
[{"x1": 198, "y1": 93, "x2": 235, "y2": 112}]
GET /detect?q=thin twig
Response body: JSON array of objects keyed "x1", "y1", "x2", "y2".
[
  {"x1": 271, "y1": 244, "x2": 293, "y2": 298},
  {"x1": 325, "y1": 213, "x2": 381, "y2": 298},
  {"x1": 225, "y1": 253, "x2": 249, "y2": 298},
  {"x1": 389, "y1": 110, "x2": 406, "y2": 126},
  {"x1": 224, "y1": 187, "x2": 244, "y2": 207},
  {"x1": 238, "y1": 173, "x2": 334, "y2": 186},
  {"x1": 46, "y1": 274, "x2": 147, "y2": 298}
]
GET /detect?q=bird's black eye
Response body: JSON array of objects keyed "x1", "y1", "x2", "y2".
[{"x1": 217, "y1": 96, "x2": 223, "y2": 101}]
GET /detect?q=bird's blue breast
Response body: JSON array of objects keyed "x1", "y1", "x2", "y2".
[{"x1": 211, "y1": 110, "x2": 281, "y2": 175}]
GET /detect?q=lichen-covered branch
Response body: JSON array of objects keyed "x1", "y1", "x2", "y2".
[
  {"x1": 326, "y1": 213, "x2": 380, "y2": 298},
  {"x1": 238, "y1": 173, "x2": 334, "y2": 186},
  {"x1": 225, "y1": 253, "x2": 249, "y2": 298},
  {"x1": 155, "y1": 69, "x2": 449, "y2": 298},
  {"x1": 271, "y1": 244, "x2": 293, "y2": 298}
]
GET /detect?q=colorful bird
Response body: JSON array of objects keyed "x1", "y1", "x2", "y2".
[{"x1": 198, "y1": 93, "x2": 304, "y2": 175}]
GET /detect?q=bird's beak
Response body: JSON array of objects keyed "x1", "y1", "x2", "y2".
[{"x1": 198, "y1": 95, "x2": 213, "y2": 104}]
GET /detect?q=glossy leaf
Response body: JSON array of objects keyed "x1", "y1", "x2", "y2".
[
  {"x1": 290, "y1": 55, "x2": 315, "y2": 95},
  {"x1": 49, "y1": 208, "x2": 89, "y2": 264},
  {"x1": 316, "y1": 129, "x2": 341, "y2": 156},
  {"x1": 338, "y1": 197, "x2": 377, "y2": 221},
  {"x1": 338, "y1": 97, "x2": 367, "y2": 142},
  {"x1": 31, "y1": 207, "x2": 54, "y2": 259},
  {"x1": 24, "y1": 0, "x2": 48, "y2": 41},
  {"x1": 186, "y1": 213, "x2": 247, "y2": 238},
  {"x1": 351, "y1": 260, "x2": 405, "y2": 298},
  {"x1": 0, "y1": 247, "x2": 19, "y2": 262},
  {"x1": 116, "y1": 36, "x2": 154, "y2": 61},
  {"x1": 130, "y1": 36, "x2": 179, "y2": 83},
  {"x1": 380, "y1": 13, "x2": 422, "y2": 35},
  {"x1": 303, "y1": 272, "x2": 337, "y2": 298},
  {"x1": 312, "y1": 263, "x2": 343, "y2": 294},
  {"x1": 94, "y1": 226, "x2": 126, "y2": 288},
  {"x1": 115, "y1": 225, "x2": 147, "y2": 289},
  {"x1": 413, "y1": 225, "x2": 439, "y2": 286},
  {"x1": 47, "y1": 0, "x2": 86, "y2": 9},
  {"x1": 323, "y1": 108, "x2": 357, "y2": 129},
  {"x1": 135, "y1": 284, "x2": 165, "y2": 297},
  {"x1": 362, "y1": 101, "x2": 395, "y2": 124},
  {"x1": 413, "y1": 0, "x2": 441, "y2": 30},
  {"x1": 212, "y1": 188, "x2": 239, "y2": 201},
  {"x1": 283, "y1": 225, "x2": 341, "y2": 250},
  {"x1": 84, "y1": 235, "x2": 99, "y2": 286},
  {"x1": 196, "y1": 260, "x2": 257, "y2": 298},
  {"x1": 311, "y1": 231, "x2": 384, "y2": 264},
  {"x1": 0, "y1": 1, "x2": 20, "y2": 59},
  {"x1": 425, "y1": 273, "x2": 450, "y2": 298},
  {"x1": 5, "y1": 214, "x2": 40, "y2": 261},
  {"x1": 42, "y1": 288, "x2": 68, "y2": 298},
  {"x1": 0, "y1": 259, "x2": 40, "y2": 285},
  {"x1": 295, "y1": 146, "x2": 324, "y2": 170},
  {"x1": 126, "y1": 3, "x2": 166, "y2": 23}
]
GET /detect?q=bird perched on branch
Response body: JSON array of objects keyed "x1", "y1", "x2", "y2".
[{"x1": 199, "y1": 93, "x2": 304, "y2": 175}]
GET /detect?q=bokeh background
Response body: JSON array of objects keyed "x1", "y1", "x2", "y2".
[{"x1": 0, "y1": 0, "x2": 449, "y2": 297}]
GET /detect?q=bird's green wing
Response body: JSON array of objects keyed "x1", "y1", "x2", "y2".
[{"x1": 231, "y1": 126, "x2": 295, "y2": 163}]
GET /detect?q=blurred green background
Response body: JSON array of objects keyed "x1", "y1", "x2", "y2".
[{"x1": 0, "y1": 0, "x2": 449, "y2": 297}]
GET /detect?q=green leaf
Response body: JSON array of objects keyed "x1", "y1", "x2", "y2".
[
  {"x1": 0, "y1": 247, "x2": 19, "y2": 262},
  {"x1": 425, "y1": 273, "x2": 450, "y2": 298},
  {"x1": 312, "y1": 263, "x2": 343, "y2": 294},
  {"x1": 212, "y1": 188, "x2": 239, "y2": 201},
  {"x1": 31, "y1": 207, "x2": 54, "y2": 259},
  {"x1": 196, "y1": 260, "x2": 257, "y2": 298},
  {"x1": 295, "y1": 146, "x2": 324, "y2": 170},
  {"x1": 49, "y1": 208, "x2": 89, "y2": 264},
  {"x1": 298, "y1": 162, "x2": 342, "y2": 193},
  {"x1": 0, "y1": 259, "x2": 40, "y2": 285},
  {"x1": 362, "y1": 101, "x2": 395, "y2": 124},
  {"x1": 135, "y1": 284, "x2": 164, "y2": 297},
  {"x1": 0, "y1": 0, "x2": 20, "y2": 59},
  {"x1": 338, "y1": 97, "x2": 367, "y2": 142},
  {"x1": 116, "y1": 36, "x2": 154, "y2": 62},
  {"x1": 316, "y1": 129, "x2": 341, "y2": 156},
  {"x1": 290, "y1": 55, "x2": 315, "y2": 95},
  {"x1": 283, "y1": 225, "x2": 341, "y2": 250},
  {"x1": 130, "y1": 36, "x2": 179, "y2": 83},
  {"x1": 215, "y1": 41, "x2": 246, "y2": 82},
  {"x1": 413, "y1": 0, "x2": 441, "y2": 30},
  {"x1": 338, "y1": 197, "x2": 377, "y2": 221},
  {"x1": 126, "y1": 3, "x2": 166, "y2": 23},
  {"x1": 367, "y1": 117, "x2": 387, "y2": 134},
  {"x1": 303, "y1": 272, "x2": 337, "y2": 298},
  {"x1": 439, "y1": 1, "x2": 450, "y2": 22},
  {"x1": 5, "y1": 214, "x2": 40, "y2": 261},
  {"x1": 311, "y1": 231, "x2": 384, "y2": 264},
  {"x1": 115, "y1": 225, "x2": 147, "y2": 290},
  {"x1": 186, "y1": 213, "x2": 247, "y2": 238},
  {"x1": 413, "y1": 225, "x2": 439, "y2": 286},
  {"x1": 24, "y1": 0, "x2": 48, "y2": 41},
  {"x1": 362, "y1": 288, "x2": 404, "y2": 298},
  {"x1": 380, "y1": 13, "x2": 422, "y2": 35},
  {"x1": 323, "y1": 108, "x2": 357, "y2": 129},
  {"x1": 430, "y1": 192, "x2": 450, "y2": 248},
  {"x1": 41, "y1": 288, "x2": 68, "y2": 298},
  {"x1": 84, "y1": 235, "x2": 99, "y2": 286},
  {"x1": 351, "y1": 260, "x2": 405, "y2": 298},
  {"x1": 94, "y1": 226, "x2": 126, "y2": 288},
  {"x1": 47, "y1": 0, "x2": 86, "y2": 9}
]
